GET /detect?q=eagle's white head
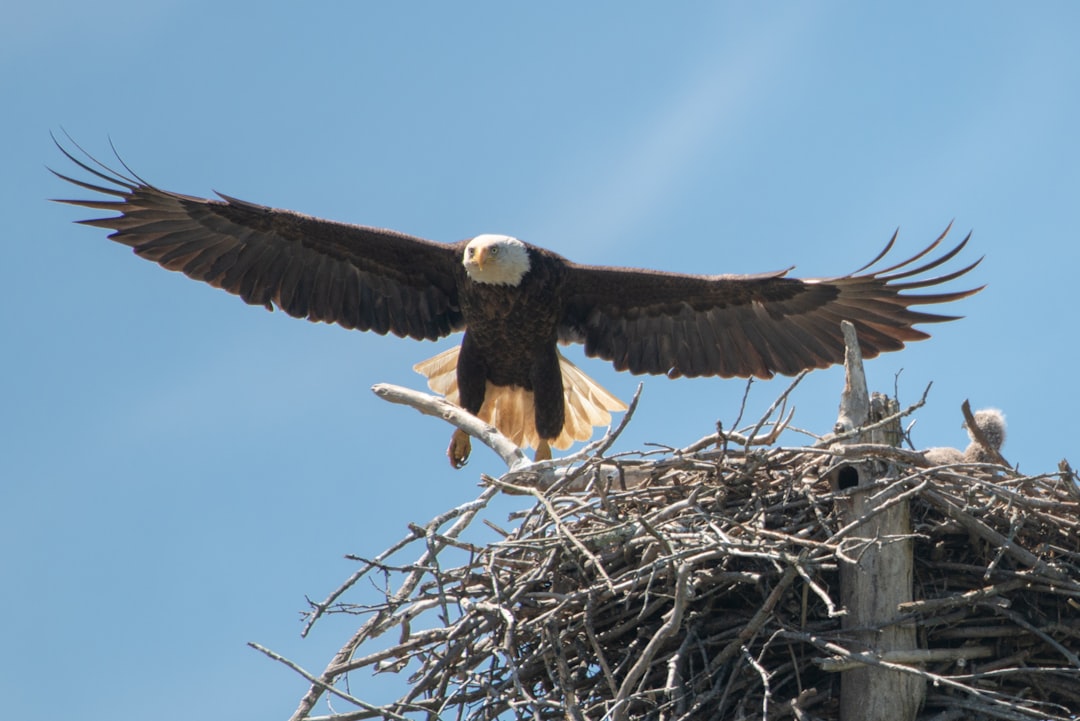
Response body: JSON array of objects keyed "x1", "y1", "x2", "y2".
[{"x1": 462, "y1": 234, "x2": 531, "y2": 286}]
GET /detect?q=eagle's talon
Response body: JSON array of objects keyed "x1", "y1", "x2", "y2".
[
  {"x1": 534, "y1": 440, "x2": 552, "y2": 463},
  {"x1": 448, "y1": 429, "x2": 471, "y2": 469}
]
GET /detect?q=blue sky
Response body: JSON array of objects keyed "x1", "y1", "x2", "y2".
[{"x1": 3, "y1": 4, "x2": 1079, "y2": 720}]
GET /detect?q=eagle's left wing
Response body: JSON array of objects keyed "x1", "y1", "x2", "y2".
[
  {"x1": 51, "y1": 138, "x2": 466, "y2": 341},
  {"x1": 557, "y1": 229, "x2": 982, "y2": 379}
]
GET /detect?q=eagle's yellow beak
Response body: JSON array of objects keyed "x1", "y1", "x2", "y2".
[{"x1": 473, "y1": 246, "x2": 488, "y2": 270}]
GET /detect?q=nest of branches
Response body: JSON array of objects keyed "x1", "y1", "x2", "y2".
[{"x1": 261, "y1": 433, "x2": 1080, "y2": 721}]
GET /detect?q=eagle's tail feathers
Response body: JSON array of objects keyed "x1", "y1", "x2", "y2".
[
  {"x1": 412, "y1": 347, "x2": 459, "y2": 397},
  {"x1": 413, "y1": 346, "x2": 626, "y2": 452}
]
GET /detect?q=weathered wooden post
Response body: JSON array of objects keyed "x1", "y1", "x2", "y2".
[{"x1": 830, "y1": 321, "x2": 924, "y2": 721}]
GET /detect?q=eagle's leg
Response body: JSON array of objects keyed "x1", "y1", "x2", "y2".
[
  {"x1": 448, "y1": 429, "x2": 471, "y2": 469},
  {"x1": 449, "y1": 333, "x2": 486, "y2": 469},
  {"x1": 531, "y1": 346, "x2": 564, "y2": 464}
]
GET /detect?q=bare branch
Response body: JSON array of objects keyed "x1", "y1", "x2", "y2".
[{"x1": 372, "y1": 383, "x2": 529, "y2": 470}]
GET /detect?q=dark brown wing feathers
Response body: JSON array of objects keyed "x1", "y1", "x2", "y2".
[
  {"x1": 53, "y1": 139, "x2": 980, "y2": 384},
  {"x1": 51, "y1": 140, "x2": 465, "y2": 341},
  {"x1": 559, "y1": 231, "x2": 981, "y2": 379}
]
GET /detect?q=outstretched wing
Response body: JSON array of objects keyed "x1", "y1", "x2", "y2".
[
  {"x1": 558, "y1": 227, "x2": 982, "y2": 379},
  {"x1": 51, "y1": 139, "x2": 466, "y2": 341}
]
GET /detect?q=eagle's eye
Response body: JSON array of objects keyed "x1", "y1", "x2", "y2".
[{"x1": 490, "y1": 247, "x2": 500, "y2": 256}]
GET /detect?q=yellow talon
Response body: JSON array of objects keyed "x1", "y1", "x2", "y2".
[{"x1": 448, "y1": 429, "x2": 471, "y2": 469}]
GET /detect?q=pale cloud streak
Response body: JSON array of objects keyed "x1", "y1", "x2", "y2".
[{"x1": 541, "y1": 7, "x2": 819, "y2": 257}]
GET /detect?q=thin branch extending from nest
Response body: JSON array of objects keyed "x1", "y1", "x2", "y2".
[
  {"x1": 680, "y1": 372, "x2": 805, "y2": 454},
  {"x1": 372, "y1": 383, "x2": 529, "y2": 469},
  {"x1": 300, "y1": 487, "x2": 501, "y2": 637},
  {"x1": 816, "y1": 380, "x2": 933, "y2": 448},
  {"x1": 248, "y1": 642, "x2": 412, "y2": 721}
]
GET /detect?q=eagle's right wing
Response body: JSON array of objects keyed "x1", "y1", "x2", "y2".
[
  {"x1": 557, "y1": 229, "x2": 982, "y2": 379},
  {"x1": 51, "y1": 138, "x2": 466, "y2": 341}
]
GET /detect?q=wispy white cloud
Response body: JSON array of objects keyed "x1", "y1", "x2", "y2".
[{"x1": 541, "y1": 6, "x2": 820, "y2": 257}]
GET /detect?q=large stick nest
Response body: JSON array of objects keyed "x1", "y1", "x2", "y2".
[{"x1": 264, "y1": 434, "x2": 1080, "y2": 721}]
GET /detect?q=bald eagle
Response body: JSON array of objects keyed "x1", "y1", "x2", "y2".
[{"x1": 52, "y1": 140, "x2": 981, "y2": 467}]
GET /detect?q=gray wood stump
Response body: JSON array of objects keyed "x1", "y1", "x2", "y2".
[{"x1": 830, "y1": 322, "x2": 925, "y2": 721}]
